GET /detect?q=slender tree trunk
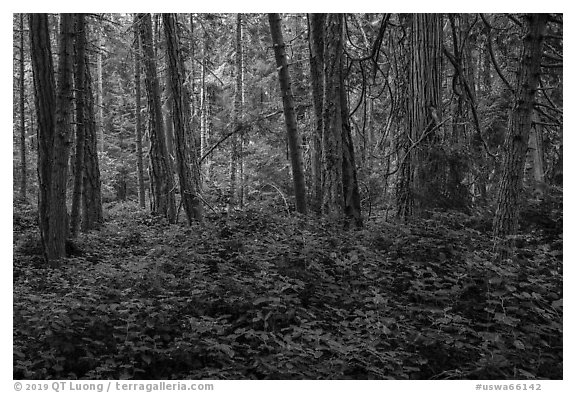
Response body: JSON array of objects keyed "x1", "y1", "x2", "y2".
[
  {"x1": 96, "y1": 34, "x2": 104, "y2": 154},
  {"x1": 189, "y1": 14, "x2": 201, "y2": 161},
  {"x1": 163, "y1": 13, "x2": 203, "y2": 224},
  {"x1": 268, "y1": 13, "x2": 308, "y2": 215},
  {"x1": 70, "y1": 14, "x2": 86, "y2": 238},
  {"x1": 199, "y1": 23, "x2": 209, "y2": 187},
  {"x1": 134, "y1": 28, "x2": 146, "y2": 209},
  {"x1": 229, "y1": 14, "x2": 243, "y2": 210},
  {"x1": 82, "y1": 38, "x2": 103, "y2": 231},
  {"x1": 340, "y1": 71, "x2": 363, "y2": 227},
  {"x1": 239, "y1": 30, "x2": 247, "y2": 209},
  {"x1": 19, "y1": 14, "x2": 27, "y2": 201},
  {"x1": 394, "y1": 15, "x2": 413, "y2": 219},
  {"x1": 137, "y1": 13, "x2": 177, "y2": 222},
  {"x1": 29, "y1": 13, "x2": 56, "y2": 263},
  {"x1": 446, "y1": 13, "x2": 472, "y2": 209},
  {"x1": 493, "y1": 14, "x2": 547, "y2": 240},
  {"x1": 308, "y1": 13, "x2": 325, "y2": 214}
]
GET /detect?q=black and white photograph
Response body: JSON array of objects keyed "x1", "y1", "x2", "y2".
[{"x1": 10, "y1": 6, "x2": 564, "y2": 387}]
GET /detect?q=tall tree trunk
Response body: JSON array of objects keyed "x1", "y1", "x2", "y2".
[
  {"x1": 446, "y1": 13, "x2": 473, "y2": 209},
  {"x1": 199, "y1": 21, "x2": 209, "y2": 187},
  {"x1": 96, "y1": 33, "x2": 104, "y2": 154},
  {"x1": 189, "y1": 14, "x2": 201, "y2": 161},
  {"x1": 48, "y1": 13, "x2": 75, "y2": 261},
  {"x1": 239, "y1": 29, "x2": 247, "y2": 210},
  {"x1": 158, "y1": 17, "x2": 175, "y2": 165},
  {"x1": 137, "y1": 13, "x2": 177, "y2": 222},
  {"x1": 308, "y1": 13, "x2": 325, "y2": 214},
  {"x1": 268, "y1": 13, "x2": 308, "y2": 215},
  {"x1": 163, "y1": 13, "x2": 203, "y2": 224},
  {"x1": 29, "y1": 13, "x2": 56, "y2": 263},
  {"x1": 82, "y1": 33, "x2": 103, "y2": 231},
  {"x1": 394, "y1": 15, "x2": 413, "y2": 219},
  {"x1": 397, "y1": 13, "x2": 443, "y2": 218},
  {"x1": 340, "y1": 71, "x2": 363, "y2": 227},
  {"x1": 322, "y1": 14, "x2": 344, "y2": 218},
  {"x1": 134, "y1": 27, "x2": 146, "y2": 209},
  {"x1": 229, "y1": 14, "x2": 243, "y2": 210},
  {"x1": 19, "y1": 13, "x2": 27, "y2": 201},
  {"x1": 493, "y1": 14, "x2": 547, "y2": 240},
  {"x1": 70, "y1": 14, "x2": 86, "y2": 238},
  {"x1": 322, "y1": 13, "x2": 362, "y2": 227}
]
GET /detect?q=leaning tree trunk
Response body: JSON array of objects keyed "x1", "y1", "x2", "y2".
[
  {"x1": 70, "y1": 14, "x2": 86, "y2": 238},
  {"x1": 137, "y1": 13, "x2": 177, "y2": 222},
  {"x1": 493, "y1": 14, "x2": 547, "y2": 241},
  {"x1": 29, "y1": 13, "x2": 57, "y2": 263},
  {"x1": 308, "y1": 13, "x2": 325, "y2": 214},
  {"x1": 163, "y1": 13, "x2": 203, "y2": 224},
  {"x1": 268, "y1": 13, "x2": 307, "y2": 215}
]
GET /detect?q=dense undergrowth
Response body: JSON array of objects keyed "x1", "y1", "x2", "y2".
[{"x1": 13, "y1": 200, "x2": 562, "y2": 379}]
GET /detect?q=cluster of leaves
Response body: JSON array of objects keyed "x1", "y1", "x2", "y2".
[{"x1": 13, "y1": 201, "x2": 562, "y2": 379}]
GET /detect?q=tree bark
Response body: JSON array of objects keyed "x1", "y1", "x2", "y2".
[
  {"x1": 47, "y1": 13, "x2": 75, "y2": 261},
  {"x1": 137, "y1": 13, "x2": 177, "y2": 222},
  {"x1": 322, "y1": 14, "x2": 362, "y2": 227},
  {"x1": 308, "y1": 13, "x2": 325, "y2": 214},
  {"x1": 163, "y1": 89, "x2": 175, "y2": 164},
  {"x1": 29, "y1": 13, "x2": 57, "y2": 263},
  {"x1": 134, "y1": 26, "x2": 146, "y2": 209},
  {"x1": 19, "y1": 14, "x2": 27, "y2": 201},
  {"x1": 229, "y1": 14, "x2": 243, "y2": 210},
  {"x1": 70, "y1": 14, "x2": 86, "y2": 238},
  {"x1": 163, "y1": 13, "x2": 203, "y2": 224},
  {"x1": 268, "y1": 13, "x2": 308, "y2": 215},
  {"x1": 199, "y1": 18, "x2": 209, "y2": 186},
  {"x1": 322, "y1": 14, "x2": 344, "y2": 218},
  {"x1": 340, "y1": 70, "x2": 363, "y2": 227},
  {"x1": 397, "y1": 13, "x2": 443, "y2": 218},
  {"x1": 189, "y1": 14, "x2": 201, "y2": 161},
  {"x1": 525, "y1": 123, "x2": 545, "y2": 190},
  {"x1": 96, "y1": 33, "x2": 104, "y2": 154},
  {"x1": 446, "y1": 13, "x2": 473, "y2": 209},
  {"x1": 493, "y1": 14, "x2": 547, "y2": 240},
  {"x1": 82, "y1": 56, "x2": 103, "y2": 231}
]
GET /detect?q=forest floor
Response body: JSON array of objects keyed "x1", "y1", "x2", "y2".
[{"x1": 13, "y1": 199, "x2": 562, "y2": 379}]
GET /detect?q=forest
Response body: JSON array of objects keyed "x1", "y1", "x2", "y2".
[{"x1": 12, "y1": 13, "x2": 562, "y2": 380}]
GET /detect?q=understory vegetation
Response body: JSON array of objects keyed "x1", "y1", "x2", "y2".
[{"x1": 13, "y1": 198, "x2": 562, "y2": 380}]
